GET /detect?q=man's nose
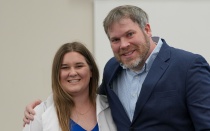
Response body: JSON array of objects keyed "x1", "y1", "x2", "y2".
[{"x1": 120, "y1": 38, "x2": 129, "y2": 49}]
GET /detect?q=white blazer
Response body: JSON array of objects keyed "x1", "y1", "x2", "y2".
[{"x1": 23, "y1": 94, "x2": 116, "y2": 131}]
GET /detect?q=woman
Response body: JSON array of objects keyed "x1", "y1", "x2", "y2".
[{"x1": 23, "y1": 42, "x2": 116, "y2": 131}]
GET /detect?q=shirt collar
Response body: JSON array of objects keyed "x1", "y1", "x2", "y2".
[{"x1": 145, "y1": 36, "x2": 163, "y2": 72}]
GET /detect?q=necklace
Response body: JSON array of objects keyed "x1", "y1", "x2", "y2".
[
  {"x1": 75, "y1": 103, "x2": 92, "y2": 115},
  {"x1": 72, "y1": 103, "x2": 96, "y2": 130}
]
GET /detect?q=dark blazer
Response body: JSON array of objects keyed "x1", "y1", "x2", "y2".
[{"x1": 98, "y1": 39, "x2": 210, "y2": 131}]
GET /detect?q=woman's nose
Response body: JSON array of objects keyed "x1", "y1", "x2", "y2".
[{"x1": 68, "y1": 68, "x2": 77, "y2": 77}]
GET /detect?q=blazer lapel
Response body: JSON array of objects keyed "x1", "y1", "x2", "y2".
[
  {"x1": 107, "y1": 63, "x2": 132, "y2": 124},
  {"x1": 132, "y1": 41, "x2": 171, "y2": 122}
]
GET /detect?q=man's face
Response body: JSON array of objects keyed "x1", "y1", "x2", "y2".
[{"x1": 108, "y1": 18, "x2": 152, "y2": 71}]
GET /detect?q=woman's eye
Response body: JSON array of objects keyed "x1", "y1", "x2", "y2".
[
  {"x1": 76, "y1": 65, "x2": 83, "y2": 68},
  {"x1": 61, "y1": 66, "x2": 68, "y2": 69}
]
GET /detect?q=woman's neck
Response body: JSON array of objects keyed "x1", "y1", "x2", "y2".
[{"x1": 71, "y1": 95, "x2": 97, "y2": 131}]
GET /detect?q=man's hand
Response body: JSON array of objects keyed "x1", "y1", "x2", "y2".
[{"x1": 23, "y1": 99, "x2": 42, "y2": 127}]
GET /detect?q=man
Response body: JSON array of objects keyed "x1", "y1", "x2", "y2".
[{"x1": 24, "y1": 5, "x2": 210, "y2": 131}]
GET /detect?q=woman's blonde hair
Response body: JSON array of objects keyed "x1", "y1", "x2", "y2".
[{"x1": 51, "y1": 42, "x2": 99, "y2": 131}]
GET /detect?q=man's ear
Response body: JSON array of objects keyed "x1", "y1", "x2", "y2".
[{"x1": 144, "y1": 23, "x2": 152, "y2": 37}]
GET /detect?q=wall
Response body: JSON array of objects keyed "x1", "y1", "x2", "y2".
[{"x1": 0, "y1": 0, "x2": 93, "y2": 130}]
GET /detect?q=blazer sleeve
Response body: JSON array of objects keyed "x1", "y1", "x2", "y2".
[
  {"x1": 22, "y1": 102, "x2": 47, "y2": 131},
  {"x1": 186, "y1": 55, "x2": 210, "y2": 130},
  {"x1": 22, "y1": 94, "x2": 53, "y2": 131}
]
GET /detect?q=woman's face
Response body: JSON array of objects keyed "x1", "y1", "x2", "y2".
[{"x1": 59, "y1": 52, "x2": 92, "y2": 96}]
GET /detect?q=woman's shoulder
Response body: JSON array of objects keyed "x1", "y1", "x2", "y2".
[
  {"x1": 34, "y1": 94, "x2": 54, "y2": 114},
  {"x1": 96, "y1": 95, "x2": 109, "y2": 111},
  {"x1": 96, "y1": 95, "x2": 108, "y2": 103}
]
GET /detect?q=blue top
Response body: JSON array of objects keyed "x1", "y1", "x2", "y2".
[{"x1": 70, "y1": 119, "x2": 99, "y2": 131}]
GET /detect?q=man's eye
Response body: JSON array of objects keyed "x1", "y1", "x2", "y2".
[
  {"x1": 127, "y1": 32, "x2": 134, "y2": 37},
  {"x1": 111, "y1": 39, "x2": 119, "y2": 43}
]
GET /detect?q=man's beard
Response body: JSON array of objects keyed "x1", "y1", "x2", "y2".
[
  {"x1": 117, "y1": 35, "x2": 150, "y2": 70},
  {"x1": 123, "y1": 56, "x2": 144, "y2": 69}
]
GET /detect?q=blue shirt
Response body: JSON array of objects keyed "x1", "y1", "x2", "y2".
[
  {"x1": 112, "y1": 37, "x2": 163, "y2": 121},
  {"x1": 70, "y1": 119, "x2": 99, "y2": 131}
]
